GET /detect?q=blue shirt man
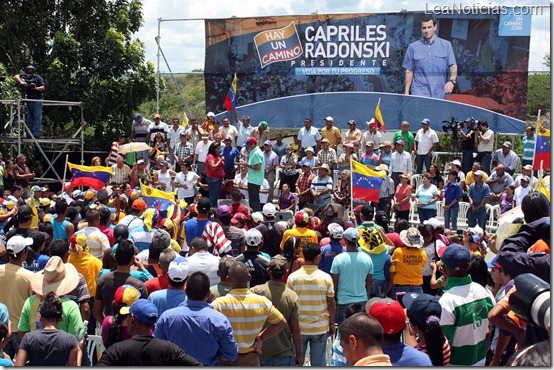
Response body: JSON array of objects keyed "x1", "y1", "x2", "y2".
[
  {"x1": 403, "y1": 17, "x2": 457, "y2": 99},
  {"x1": 154, "y1": 271, "x2": 238, "y2": 366},
  {"x1": 221, "y1": 138, "x2": 240, "y2": 179}
]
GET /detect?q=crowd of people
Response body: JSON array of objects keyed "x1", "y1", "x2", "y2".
[{"x1": 0, "y1": 108, "x2": 548, "y2": 366}]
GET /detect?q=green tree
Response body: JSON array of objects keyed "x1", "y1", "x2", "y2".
[
  {"x1": 526, "y1": 53, "x2": 551, "y2": 119},
  {"x1": 0, "y1": 0, "x2": 156, "y2": 148}
]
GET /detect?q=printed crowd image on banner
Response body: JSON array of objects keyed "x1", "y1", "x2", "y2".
[{"x1": 204, "y1": 10, "x2": 532, "y2": 124}]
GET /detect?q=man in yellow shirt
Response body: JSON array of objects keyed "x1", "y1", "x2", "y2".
[
  {"x1": 320, "y1": 116, "x2": 342, "y2": 151},
  {"x1": 279, "y1": 211, "x2": 318, "y2": 258},
  {"x1": 212, "y1": 261, "x2": 287, "y2": 366}
]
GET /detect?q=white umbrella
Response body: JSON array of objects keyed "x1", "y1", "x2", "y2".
[{"x1": 117, "y1": 142, "x2": 151, "y2": 154}]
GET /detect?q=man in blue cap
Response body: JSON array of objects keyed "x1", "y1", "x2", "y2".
[
  {"x1": 330, "y1": 227, "x2": 373, "y2": 325},
  {"x1": 13, "y1": 65, "x2": 45, "y2": 137},
  {"x1": 438, "y1": 244, "x2": 494, "y2": 366},
  {"x1": 98, "y1": 299, "x2": 201, "y2": 366}
]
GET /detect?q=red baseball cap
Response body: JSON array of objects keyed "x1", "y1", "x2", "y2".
[{"x1": 367, "y1": 300, "x2": 406, "y2": 335}]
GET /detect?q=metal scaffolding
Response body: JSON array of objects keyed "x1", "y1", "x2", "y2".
[{"x1": 0, "y1": 98, "x2": 84, "y2": 186}]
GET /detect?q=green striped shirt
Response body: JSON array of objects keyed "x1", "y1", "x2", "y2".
[
  {"x1": 522, "y1": 134, "x2": 535, "y2": 161},
  {"x1": 439, "y1": 275, "x2": 494, "y2": 366}
]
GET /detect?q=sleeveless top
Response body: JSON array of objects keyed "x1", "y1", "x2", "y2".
[
  {"x1": 156, "y1": 170, "x2": 172, "y2": 191},
  {"x1": 52, "y1": 220, "x2": 70, "y2": 241}
]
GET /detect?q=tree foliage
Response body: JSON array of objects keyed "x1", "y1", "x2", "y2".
[{"x1": 0, "y1": 0, "x2": 157, "y2": 148}]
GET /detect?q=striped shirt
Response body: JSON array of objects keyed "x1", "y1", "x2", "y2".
[
  {"x1": 310, "y1": 175, "x2": 333, "y2": 201},
  {"x1": 522, "y1": 134, "x2": 535, "y2": 161},
  {"x1": 211, "y1": 288, "x2": 284, "y2": 354},
  {"x1": 286, "y1": 265, "x2": 334, "y2": 335},
  {"x1": 129, "y1": 226, "x2": 154, "y2": 253},
  {"x1": 439, "y1": 275, "x2": 494, "y2": 366},
  {"x1": 416, "y1": 336, "x2": 452, "y2": 366}
]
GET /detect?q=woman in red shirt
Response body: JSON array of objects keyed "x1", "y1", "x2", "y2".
[
  {"x1": 393, "y1": 173, "x2": 413, "y2": 221},
  {"x1": 206, "y1": 142, "x2": 225, "y2": 206}
]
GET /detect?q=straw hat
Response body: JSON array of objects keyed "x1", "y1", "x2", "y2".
[{"x1": 30, "y1": 256, "x2": 79, "y2": 296}]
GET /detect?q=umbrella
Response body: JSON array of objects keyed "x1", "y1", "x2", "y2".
[{"x1": 117, "y1": 142, "x2": 151, "y2": 154}]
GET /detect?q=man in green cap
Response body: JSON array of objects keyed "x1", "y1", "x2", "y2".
[{"x1": 252, "y1": 121, "x2": 270, "y2": 148}]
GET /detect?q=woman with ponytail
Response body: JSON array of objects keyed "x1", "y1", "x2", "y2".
[
  {"x1": 281, "y1": 236, "x2": 304, "y2": 282},
  {"x1": 101, "y1": 285, "x2": 140, "y2": 348},
  {"x1": 15, "y1": 292, "x2": 81, "y2": 366},
  {"x1": 402, "y1": 292, "x2": 451, "y2": 366}
]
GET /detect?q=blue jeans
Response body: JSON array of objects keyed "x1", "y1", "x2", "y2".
[
  {"x1": 260, "y1": 356, "x2": 294, "y2": 366},
  {"x1": 207, "y1": 176, "x2": 222, "y2": 206},
  {"x1": 27, "y1": 100, "x2": 43, "y2": 136},
  {"x1": 478, "y1": 152, "x2": 492, "y2": 175},
  {"x1": 444, "y1": 206, "x2": 459, "y2": 231},
  {"x1": 417, "y1": 207, "x2": 436, "y2": 223},
  {"x1": 372, "y1": 279, "x2": 387, "y2": 298},
  {"x1": 301, "y1": 334, "x2": 327, "y2": 367},
  {"x1": 468, "y1": 207, "x2": 487, "y2": 228},
  {"x1": 391, "y1": 285, "x2": 423, "y2": 301},
  {"x1": 337, "y1": 301, "x2": 367, "y2": 325},
  {"x1": 416, "y1": 154, "x2": 432, "y2": 174},
  {"x1": 462, "y1": 150, "x2": 474, "y2": 174}
]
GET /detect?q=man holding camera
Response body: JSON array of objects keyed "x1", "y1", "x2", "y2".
[
  {"x1": 458, "y1": 118, "x2": 477, "y2": 174},
  {"x1": 13, "y1": 65, "x2": 45, "y2": 137}
]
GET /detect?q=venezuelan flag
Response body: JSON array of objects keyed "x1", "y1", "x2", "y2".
[
  {"x1": 533, "y1": 121, "x2": 550, "y2": 170},
  {"x1": 65, "y1": 163, "x2": 112, "y2": 191},
  {"x1": 141, "y1": 183, "x2": 175, "y2": 212},
  {"x1": 374, "y1": 99, "x2": 386, "y2": 133},
  {"x1": 351, "y1": 159, "x2": 386, "y2": 203},
  {"x1": 224, "y1": 73, "x2": 237, "y2": 111}
]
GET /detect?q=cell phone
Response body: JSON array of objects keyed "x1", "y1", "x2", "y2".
[
  {"x1": 456, "y1": 229, "x2": 463, "y2": 236},
  {"x1": 396, "y1": 291, "x2": 407, "y2": 308}
]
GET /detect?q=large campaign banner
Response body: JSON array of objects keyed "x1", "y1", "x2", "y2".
[{"x1": 204, "y1": 10, "x2": 532, "y2": 132}]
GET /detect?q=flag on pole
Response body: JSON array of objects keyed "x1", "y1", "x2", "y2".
[
  {"x1": 351, "y1": 159, "x2": 387, "y2": 202},
  {"x1": 224, "y1": 73, "x2": 237, "y2": 111},
  {"x1": 534, "y1": 176, "x2": 550, "y2": 201},
  {"x1": 140, "y1": 183, "x2": 176, "y2": 212},
  {"x1": 373, "y1": 98, "x2": 386, "y2": 133},
  {"x1": 181, "y1": 111, "x2": 189, "y2": 128},
  {"x1": 533, "y1": 121, "x2": 550, "y2": 170},
  {"x1": 64, "y1": 163, "x2": 112, "y2": 191}
]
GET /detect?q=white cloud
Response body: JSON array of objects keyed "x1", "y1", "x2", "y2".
[{"x1": 136, "y1": 0, "x2": 550, "y2": 72}]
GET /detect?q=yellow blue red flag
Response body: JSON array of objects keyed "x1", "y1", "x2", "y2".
[
  {"x1": 140, "y1": 183, "x2": 175, "y2": 212},
  {"x1": 65, "y1": 163, "x2": 112, "y2": 191},
  {"x1": 351, "y1": 160, "x2": 387, "y2": 203},
  {"x1": 224, "y1": 73, "x2": 237, "y2": 111}
]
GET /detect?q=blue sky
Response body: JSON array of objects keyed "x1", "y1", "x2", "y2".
[{"x1": 136, "y1": 0, "x2": 550, "y2": 72}]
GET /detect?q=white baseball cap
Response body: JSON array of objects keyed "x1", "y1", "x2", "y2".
[
  {"x1": 7, "y1": 235, "x2": 33, "y2": 254},
  {"x1": 245, "y1": 229, "x2": 263, "y2": 246},
  {"x1": 327, "y1": 223, "x2": 344, "y2": 239},
  {"x1": 207, "y1": 112, "x2": 215, "y2": 117},
  {"x1": 324, "y1": 116, "x2": 334, "y2": 122},
  {"x1": 262, "y1": 203, "x2": 277, "y2": 217},
  {"x1": 251, "y1": 212, "x2": 264, "y2": 224},
  {"x1": 168, "y1": 257, "x2": 190, "y2": 282}
]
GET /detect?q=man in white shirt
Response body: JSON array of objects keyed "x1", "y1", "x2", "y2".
[
  {"x1": 186, "y1": 237, "x2": 220, "y2": 286},
  {"x1": 263, "y1": 140, "x2": 279, "y2": 203},
  {"x1": 514, "y1": 176, "x2": 532, "y2": 207},
  {"x1": 193, "y1": 132, "x2": 212, "y2": 175},
  {"x1": 513, "y1": 164, "x2": 537, "y2": 188},
  {"x1": 475, "y1": 121, "x2": 494, "y2": 175},
  {"x1": 146, "y1": 113, "x2": 170, "y2": 145},
  {"x1": 414, "y1": 118, "x2": 439, "y2": 174},
  {"x1": 167, "y1": 117, "x2": 184, "y2": 168},
  {"x1": 232, "y1": 109, "x2": 253, "y2": 149},
  {"x1": 492, "y1": 142, "x2": 519, "y2": 176},
  {"x1": 221, "y1": 118, "x2": 238, "y2": 146},
  {"x1": 389, "y1": 140, "x2": 413, "y2": 187},
  {"x1": 295, "y1": 118, "x2": 321, "y2": 157},
  {"x1": 360, "y1": 121, "x2": 382, "y2": 156}
]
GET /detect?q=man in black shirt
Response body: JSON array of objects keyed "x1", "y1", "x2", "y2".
[
  {"x1": 97, "y1": 299, "x2": 201, "y2": 366},
  {"x1": 255, "y1": 203, "x2": 285, "y2": 257},
  {"x1": 13, "y1": 65, "x2": 45, "y2": 137},
  {"x1": 458, "y1": 117, "x2": 476, "y2": 174},
  {"x1": 235, "y1": 229, "x2": 269, "y2": 287}
]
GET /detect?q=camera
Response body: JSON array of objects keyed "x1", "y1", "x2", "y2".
[
  {"x1": 510, "y1": 273, "x2": 550, "y2": 330},
  {"x1": 442, "y1": 117, "x2": 463, "y2": 141}
]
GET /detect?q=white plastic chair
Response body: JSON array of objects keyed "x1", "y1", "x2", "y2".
[
  {"x1": 410, "y1": 174, "x2": 422, "y2": 190},
  {"x1": 487, "y1": 204, "x2": 501, "y2": 233},
  {"x1": 86, "y1": 334, "x2": 105, "y2": 363},
  {"x1": 275, "y1": 211, "x2": 293, "y2": 222},
  {"x1": 436, "y1": 201, "x2": 444, "y2": 223},
  {"x1": 457, "y1": 202, "x2": 470, "y2": 230},
  {"x1": 217, "y1": 199, "x2": 233, "y2": 207},
  {"x1": 409, "y1": 199, "x2": 419, "y2": 225}
]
